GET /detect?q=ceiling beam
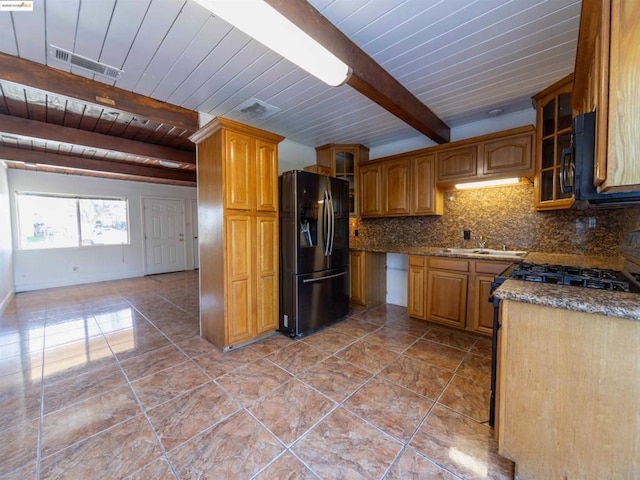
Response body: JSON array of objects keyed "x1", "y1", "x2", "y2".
[
  {"x1": 0, "y1": 52, "x2": 199, "y2": 131},
  {"x1": 0, "y1": 114, "x2": 194, "y2": 165},
  {"x1": 265, "y1": 0, "x2": 451, "y2": 144},
  {"x1": 0, "y1": 147, "x2": 196, "y2": 184}
]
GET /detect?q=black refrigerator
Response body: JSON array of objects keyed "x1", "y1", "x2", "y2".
[{"x1": 279, "y1": 170, "x2": 350, "y2": 337}]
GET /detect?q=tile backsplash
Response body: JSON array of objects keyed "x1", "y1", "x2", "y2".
[{"x1": 350, "y1": 183, "x2": 640, "y2": 256}]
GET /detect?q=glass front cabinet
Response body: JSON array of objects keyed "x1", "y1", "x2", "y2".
[
  {"x1": 315, "y1": 144, "x2": 369, "y2": 216},
  {"x1": 533, "y1": 74, "x2": 574, "y2": 210}
]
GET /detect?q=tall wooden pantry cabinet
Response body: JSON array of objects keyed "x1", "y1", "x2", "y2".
[{"x1": 190, "y1": 117, "x2": 284, "y2": 351}]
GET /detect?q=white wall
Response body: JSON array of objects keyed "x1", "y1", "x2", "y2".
[
  {"x1": 370, "y1": 137, "x2": 437, "y2": 160},
  {"x1": 198, "y1": 112, "x2": 312, "y2": 173},
  {"x1": 369, "y1": 108, "x2": 536, "y2": 159},
  {"x1": 450, "y1": 108, "x2": 536, "y2": 141},
  {"x1": 386, "y1": 253, "x2": 407, "y2": 307},
  {"x1": 0, "y1": 162, "x2": 14, "y2": 312},
  {"x1": 278, "y1": 139, "x2": 316, "y2": 174},
  {"x1": 8, "y1": 170, "x2": 197, "y2": 292}
]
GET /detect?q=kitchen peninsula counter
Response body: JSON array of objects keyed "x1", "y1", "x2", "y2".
[{"x1": 494, "y1": 279, "x2": 640, "y2": 321}]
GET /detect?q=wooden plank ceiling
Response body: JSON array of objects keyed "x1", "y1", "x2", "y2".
[
  {"x1": 0, "y1": 54, "x2": 198, "y2": 186},
  {"x1": 0, "y1": 0, "x2": 581, "y2": 184}
]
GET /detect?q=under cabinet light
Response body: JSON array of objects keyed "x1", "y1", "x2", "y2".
[
  {"x1": 455, "y1": 178, "x2": 520, "y2": 190},
  {"x1": 193, "y1": 0, "x2": 351, "y2": 87}
]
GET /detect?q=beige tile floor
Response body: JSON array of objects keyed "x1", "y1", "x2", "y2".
[{"x1": 0, "y1": 271, "x2": 514, "y2": 479}]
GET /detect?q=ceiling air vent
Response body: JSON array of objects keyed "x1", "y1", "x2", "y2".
[
  {"x1": 48, "y1": 45, "x2": 123, "y2": 80},
  {"x1": 234, "y1": 98, "x2": 280, "y2": 120}
]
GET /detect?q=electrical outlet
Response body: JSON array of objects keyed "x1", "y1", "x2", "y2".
[
  {"x1": 354, "y1": 229, "x2": 359, "y2": 237},
  {"x1": 463, "y1": 230, "x2": 471, "y2": 240}
]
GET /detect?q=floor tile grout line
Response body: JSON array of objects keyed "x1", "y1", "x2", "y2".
[
  {"x1": 5, "y1": 274, "x2": 505, "y2": 479},
  {"x1": 94, "y1": 300, "x2": 182, "y2": 480},
  {"x1": 35, "y1": 318, "x2": 46, "y2": 480}
]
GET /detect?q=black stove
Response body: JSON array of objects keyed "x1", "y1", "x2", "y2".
[
  {"x1": 494, "y1": 262, "x2": 640, "y2": 293},
  {"x1": 487, "y1": 261, "x2": 639, "y2": 429}
]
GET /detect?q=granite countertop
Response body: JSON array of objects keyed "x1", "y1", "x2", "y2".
[
  {"x1": 350, "y1": 245, "x2": 525, "y2": 261},
  {"x1": 494, "y1": 279, "x2": 640, "y2": 321},
  {"x1": 351, "y1": 246, "x2": 625, "y2": 268},
  {"x1": 351, "y1": 246, "x2": 639, "y2": 320}
]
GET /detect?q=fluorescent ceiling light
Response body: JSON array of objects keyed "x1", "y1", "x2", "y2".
[
  {"x1": 194, "y1": 0, "x2": 351, "y2": 87},
  {"x1": 158, "y1": 160, "x2": 181, "y2": 168},
  {"x1": 455, "y1": 177, "x2": 520, "y2": 190}
]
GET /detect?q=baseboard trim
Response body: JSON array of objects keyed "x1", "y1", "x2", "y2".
[{"x1": 0, "y1": 287, "x2": 15, "y2": 315}]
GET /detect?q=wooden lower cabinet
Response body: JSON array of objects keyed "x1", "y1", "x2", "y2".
[
  {"x1": 407, "y1": 255, "x2": 426, "y2": 319},
  {"x1": 408, "y1": 255, "x2": 512, "y2": 335},
  {"x1": 225, "y1": 215, "x2": 253, "y2": 345},
  {"x1": 468, "y1": 261, "x2": 512, "y2": 335},
  {"x1": 497, "y1": 299, "x2": 640, "y2": 479},
  {"x1": 426, "y1": 260, "x2": 468, "y2": 329},
  {"x1": 255, "y1": 216, "x2": 278, "y2": 335},
  {"x1": 225, "y1": 214, "x2": 279, "y2": 346},
  {"x1": 349, "y1": 250, "x2": 386, "y2": 308}
]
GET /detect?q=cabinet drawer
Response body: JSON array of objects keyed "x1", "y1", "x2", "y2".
[
  {"x1": 428, "y1": 257, "x2": 469, "y2": 272},
  {"x1": 475, "y1": 261, "x2": 513, "y2": 275},
  {"x1": 409, "y1": 254, "x2": 426, "y2": 267}
]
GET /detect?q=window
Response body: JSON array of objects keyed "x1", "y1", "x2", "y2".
[{"x1": 16, "y1": 193, "x2": 129, "y2": 249}]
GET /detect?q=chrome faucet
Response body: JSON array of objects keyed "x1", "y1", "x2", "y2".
[{"x1": 477, "y1": 235, "x2": 487, "y2": 249}]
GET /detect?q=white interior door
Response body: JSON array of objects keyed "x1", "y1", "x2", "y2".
[
  {"x1": 143, "y1": 198, "x2": 186, "y2": 275},
  {"x1": 191, "y1": 199, "x2": 199, "y2": 269}
]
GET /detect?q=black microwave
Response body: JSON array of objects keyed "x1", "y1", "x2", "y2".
[{"x1": 561, "y1": 111, "x2": 640, "y2": 207}]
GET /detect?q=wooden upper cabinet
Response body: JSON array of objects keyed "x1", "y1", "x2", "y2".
[
  {"x1": 436, "y1": 146, "x2": 477, "y2": 183},
  {"x1": 533, "y1": 75, "x2": 574, "y2": 210},
  {"x1": 315, "y1": 144, "x2": 369, "y2": 216},
  {"x1": 435, "y1": 126, "x2": 536, "y2": 186},
  {"x1": 359, "y1": 163, "x2": 382, "y2": 217},
  {"x1": 412, "y1": 154, "x2": 442, "y2": 215},
  {"x1": 483, "y1": 133, "x2": 533, "y2": 176},
  {"x1": 222, "y1": 131, "x2": 278, "y2": 212},
  {"x1": 359, "y1": 152, "x2": 442, "y2": 218},
  {"x1": 382, "y1": 158, "x2": 411, "y2": 215},
  {"x1": 573, "y1": 0, "x2": 640, "y2": 193},
  {"x1": 224, "y1": 131, "x2": 253, "y2": 210},
  {"x1": 255, "y1": 140, "x2": 278, "y2": 212},
  {"x1": 604, "y1": 0, "x2": 640, "y2": 191}
]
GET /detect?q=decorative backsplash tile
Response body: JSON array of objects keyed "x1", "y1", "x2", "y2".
[{"x1": 350, "y1": 183, "x2": 640, "y2": 256}]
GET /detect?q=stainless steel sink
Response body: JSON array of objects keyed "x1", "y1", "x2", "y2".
[
  {"x1": 439, "y1": 248, "x2": 526, "y2": 258},
  {"x1": 439, "y1": 248, "x2": 480, "y2": 254},
  {"x1": 475, "y1": 249, "x2": 527, "y2": 257}
]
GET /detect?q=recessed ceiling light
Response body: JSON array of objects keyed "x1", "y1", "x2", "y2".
[{"x1": 487, "y1": 108, "x2": 504, "y2": 117}]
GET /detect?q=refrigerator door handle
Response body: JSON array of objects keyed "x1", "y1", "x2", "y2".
[
  {"x1": 328, "y1": 190, "x2": 335, "y2": 255},
  {"x1": 302, "y1": 271, "x2": 348, "y2": 283},
  {"x1": 322, "y1": 190, "x2": 330, "y2": 257}
]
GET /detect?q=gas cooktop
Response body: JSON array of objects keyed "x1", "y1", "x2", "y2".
[{"x1": 498, "y1": 262, "x2": 640, "y2": 293}]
